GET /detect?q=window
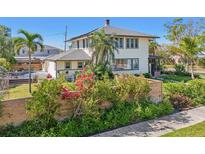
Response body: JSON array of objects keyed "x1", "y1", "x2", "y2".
[
  {"x1": 78, "y1": 62, "x2": 83, "y2": 69},
  {"x1": 126, "y1": 38, "x2": 138, "y2": 49},
  {"x1": 134, "y1": 39, "x2": 139, "y2": 48},
  {"x1": 114, "y1": 58, "x2": 139, "y2": 70},
  {"x1": 86, "y1": 39, "x2": 89, "y2": 48},
  {"x1": 65, "y1": 62, "x2": 71, "y2": 69},
  {"x1": 47, "y1": 50, "x2": 50, "y2": 54},
  {"x1": 130, "y1": 38, "x2": 134, "y2": 48},
  {"x1": 119, "y1": 38, "x2": 124, "y2": 48},
  {"x1": 22, "y1": 49, "x2": 25, "y2": 54},
  {"x1": 83, "y1": 39, "x2": 85, "y2": 48},
  {"x1": 115, "y1": 59, "x2": 128, "y2": 69},
  {"x1": 77, "y1": 40, "x2": 79, "y2": 49},
  {"x1": 126, "y1": 38, "x2": 130, "y2": 48},
  {"x1": 115, "y1": 38, "x2": 119, "y2": 48},
  {"x1": 132, "y1": 58, "x2": 139, "y2": 70}
]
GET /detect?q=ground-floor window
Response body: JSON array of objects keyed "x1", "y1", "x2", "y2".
[
  {"x1": 78, "y1": 61, "x2": 83, "y2": 69},
  {"x1": 65, "y1": 61, "x2": 71, "y2": 69},
  {"x1": 114, "y1": 58, "x2": 139, "y2": 70}
]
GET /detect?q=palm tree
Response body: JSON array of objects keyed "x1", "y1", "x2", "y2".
[
  {"x1": 90, "y1": 29, "x2": 117, "y2": 66},
  {"x1": 13, "y1": 29, "x2": 44, "y2": 93},
  {"x1": 149, "y1": 41, "x2": 159, "y2": 55},
  {"x1": 178, "y1": 36, "x2": 203, "y2": 79}
]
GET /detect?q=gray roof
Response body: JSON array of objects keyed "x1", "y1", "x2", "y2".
[
  {"x1": 45, "y1": 49, "x2": 91, "y2": 61},
  {"x1": 69, "y1": 26, "x2": 159, "y2": 41}
]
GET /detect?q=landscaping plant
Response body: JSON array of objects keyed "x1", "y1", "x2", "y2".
[
  {"x1": 115, "y1": 74, "x2": 150, "y2": 103},
  {"x1": 0, "y1": 96, "x2": 3, "y2": 117},
  {"x1": 164, "y1": 79, "x2": 205, "y2": 106},
  {"x1": 27, "y1": 77, "x2": 64, "y2": 127}
]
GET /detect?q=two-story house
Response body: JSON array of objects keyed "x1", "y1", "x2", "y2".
[{"x1": 43, "y1": 20, "x2": 159, "y2": 78}]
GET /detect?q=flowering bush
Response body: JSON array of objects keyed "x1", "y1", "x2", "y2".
[
  {"x1": 61, "y1": 87, "x2": 80, "y2": 100},
  {"x1": 47, "y1": 73, "x2": 52, "y2": 79},
  {"x1": 75, "y1": 69, "x2": 95, "y2": 91}
]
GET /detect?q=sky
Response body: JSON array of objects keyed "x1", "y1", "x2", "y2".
[{"x1": 0, "y1": 17, "x2": 199, "y2": 49}]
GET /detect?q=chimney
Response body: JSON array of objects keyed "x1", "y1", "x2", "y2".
[{"x1": 104, "y1": 19, "x2": 110, "y2": 27}]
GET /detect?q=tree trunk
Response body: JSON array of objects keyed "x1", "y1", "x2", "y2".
[
  {"x1": 190, "y1": 60, "x2": 195, "y2": 79},
  {"x1": 28, "y1": 49, "x2": 32, "y2": 93}
]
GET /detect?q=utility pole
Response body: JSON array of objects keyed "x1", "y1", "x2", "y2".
[{"x1": 64, "y1": 25, "x2": 67, "y2": 52}]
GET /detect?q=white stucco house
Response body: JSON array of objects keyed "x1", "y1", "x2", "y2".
[{"x1": 43, "y1": 19, "x2": 159, "y2": 79}]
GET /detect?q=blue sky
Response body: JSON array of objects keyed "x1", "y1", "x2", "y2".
[{"x1": 0, "y1": 17, "x2": 197, "y2": 49}]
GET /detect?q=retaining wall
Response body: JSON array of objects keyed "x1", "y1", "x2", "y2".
[{"x1": 0, "y1": 79, "x2": 163, "y2": 126}]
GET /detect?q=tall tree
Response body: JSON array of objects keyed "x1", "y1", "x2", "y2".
[
  {"x1": 149, "y1": 41, "x2": 159, "y2": 55},
  {"x1": 0, "y1": 25, "x2": 15, "y2": 64},
  {"x1": 13, "y1": 29, "x2": 44, "y2": 93},
  {"x1": 90, "y1": 29, "x2": 117, "y2": 66},
  {"x1": 164, "y1": 18, "x2": 205, "y2": 79}
]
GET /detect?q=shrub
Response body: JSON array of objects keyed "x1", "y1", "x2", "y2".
[
  {"x1": 164, "y1": 79, "x2": 205, "y2": 106},
  {"x1": 0, "y1": 96, "x2": 3, "y2": 117},
  {"x1": 27, "y1": 77, "x2": 64, "y2": 127},
  {"x1": 174, "y1": 64, "x2": 186, "y2": 75},
  {"x1": 138, "y1": 99, "x2": 174, "y2": 120},
  {"x1": 115, "y1": 75, "x2": 150, "y2": 103},
  {"x1": 0, "y1": 98, "x2": 174, "y2": 137},
  {"x1": 93, "y1": 64, "x2": 114, "y2": 80},
  {"x1": 0, "y1": 58, "x2": 11, "y2": 71},
  {"x1": 168, "y1": 94, "x2": 193, "y2": 111},
  {"x1": 143, "y1": 73, "x2": 152, "y2": 78}
]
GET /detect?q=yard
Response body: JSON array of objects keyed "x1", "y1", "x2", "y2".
[
  {"x1": 156, "y1": 74, "x2": 192, "y2": 82},
  {"x1": 1, "y1": 69, "x2": 205, "y2": 136},
  {"x1": 162, "y1": 121, "x2": 205, "y2": 137},
  {"x1": 2, "y1": 84, "x2": 37, "y2": 100}
]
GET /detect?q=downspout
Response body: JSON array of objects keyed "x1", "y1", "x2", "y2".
[{"x1": 55, "y1": 61, "x2": 57, "y2": 79}]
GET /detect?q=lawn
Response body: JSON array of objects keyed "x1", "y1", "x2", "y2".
[
  {"x1": 157, "y1": 74, "x2": 192, "y2": 82},
  {"x1": 161, "y1": 121, "x2": 205, "y2": 137},
  {"x1": 2, "y1": 84, "x2": 37, "y2": 100}
]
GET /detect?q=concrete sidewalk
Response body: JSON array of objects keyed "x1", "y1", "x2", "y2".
[{"x1": 93, "y1": 106, "x2": 205, "y2": 137}]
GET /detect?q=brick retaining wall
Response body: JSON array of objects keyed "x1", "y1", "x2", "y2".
[
  {"x1": 0, "y1": 79, "x2": 162, "y2": 126},
  {"x1": 148, "y1": 79, "x2": 163, "y2": 103},
  {"x1": 0, "y1": 97, "x2": 74, "y2": 126}
]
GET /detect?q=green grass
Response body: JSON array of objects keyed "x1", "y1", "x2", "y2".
[
  {"x1": 2, "y1": 84, "x2": 37, "y2": 100},
  {"x1": 158, "y1": 74, "x2": 192, "y2": 82},
  {"x1": 161, "y1": 121, "x2": 205, "y2": 137}
]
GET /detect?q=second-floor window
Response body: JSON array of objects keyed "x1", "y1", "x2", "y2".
[
  {"x1": 115, "y1": 38, "x2": 119, "y2": 48},
  {"x1": 114, "y1": 37, "x2": 124, "y2": 48},
  {"x1": 77, "y1": 40, "x2": 79, "y2": 49},
  {"x1": 131, "y1": 38, "x2": 134, "y2": 48},
  {"x1": 126, "y1": 38, "x2": 139, "y2": 49},
  {"x1": 83, "y1": 39, "x2": 85, "y2": 48},
  {"x1": 135, "y1": 39, "x2": 139, "y2": 48},
  {"x1": 86, "y1": 39, "x2": 89, "y2": 48},
  {"x1": 119, "y1": 38, "x2": 124, "y2": 48},
  {"x1": 126, "y1": 38, "x2": 130, "y2": 48}
]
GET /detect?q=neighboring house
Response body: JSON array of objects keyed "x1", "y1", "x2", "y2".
[
  {"x1": 43, "y1": 20, "x2": 159, "y2": 78},
  {"x1": 13, "y1": 45, "x2": 62, "y2": 71}
]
